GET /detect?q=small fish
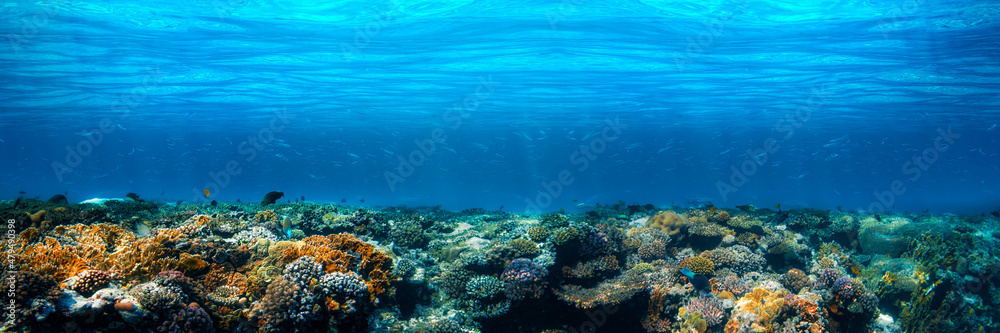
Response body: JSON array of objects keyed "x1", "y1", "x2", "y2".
[
  {"x1": 989, "y1": 124, "x2": 997, "y2": 131},
  {"x1": 281, "y1": 216, "x2": 292, "y2": 238},
  {"x1": 204, "y1": 188, "x2": 210, "y2": 198},
  {"x1": 136, "y1": 222, "x2": 151, "y2": 236}
]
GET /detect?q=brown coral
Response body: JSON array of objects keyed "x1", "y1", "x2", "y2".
[
  {"x1": 638, "y1": 239, "x2": 666, "y2": 260},
  {"x1": 254, "y1": 210, "x2": 278, "y2": 223},
  {"x1": 72, "y1": 270, "x2": 111, "y2": 296},
  {"x1": 708, "y1": 210, "x2": 731, "y2": 224},
  {"x1": 783, "y1": 268, "x2": 810, "y2": 293},
  {"x1": 201, "y1": 263, "x2": 250, "y2": 296},
  {"x1": 646, "y1": 211, "x2": 687, "y2": 235}
]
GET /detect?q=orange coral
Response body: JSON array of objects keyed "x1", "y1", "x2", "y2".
[
  {"x1": 108, "y1": 232, "x2": 180, "y2": 279},
  {"x1": 13, "y1": 224, "x2": 136, "y2": 281},
  {"x1": 15, "y1": 236, "x2": 99, "y2": 281},
  {"x1": 725, "y1": 287, "x2": 787, "y2": 333}
]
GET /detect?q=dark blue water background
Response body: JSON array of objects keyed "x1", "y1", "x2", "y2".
[{"x1": 2, "y1": 0, "x2": 998, "y2": 214}]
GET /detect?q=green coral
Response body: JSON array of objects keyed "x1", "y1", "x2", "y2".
[
  {"x1": 527, "y1": 226, "x2": 549, "y2": 242},
  {"x1": 391, "y1": 220, "x2": 426, "y2": 248},
  {"x1": 437, "y1": 266, "x2": 473, "y2": 298},
  {"x1": 507, "y1": 238, "x2": 539, "y2": 258},
  {"x1": 551, "y1": 227, "x2": 581, "y2": 246},
  {"x1": 466, "y1": 275, "x2": 505, "y2": 299},
  {"x1": 727, "y1": 214, "x2": 762, "y2": 229},
  {"x1": 629, "y1": 262, "x2": 654, "y2": 275}
]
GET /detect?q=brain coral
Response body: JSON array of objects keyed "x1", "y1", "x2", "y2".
[{"x1": 646, "y1": 211, "x2": 686, "y2": 235}]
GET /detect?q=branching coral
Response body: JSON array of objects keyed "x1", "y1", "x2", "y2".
[
  {"x1": 555, "y1": 273, "x2": 647, "y2": 309},
  {"x1": 108, "y1": 231, "x2": 181, "y2": 280},
  {"x1": 13, "y1": 223, "x2": 136, "y2": 281},
  {"x1": 562, "y1": 255, "x2": 620, "y2": 279}
]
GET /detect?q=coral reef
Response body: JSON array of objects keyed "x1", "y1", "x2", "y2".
[{"x1": 4, "y1": 199, "x2": 997, "y2": 333}]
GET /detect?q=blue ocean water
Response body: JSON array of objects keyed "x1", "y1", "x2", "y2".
[{"x1": 1, "y1": 0, "x2": 998, "y2": 214}]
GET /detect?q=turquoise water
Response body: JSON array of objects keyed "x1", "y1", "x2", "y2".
[{"x1": 1, "y1": 0, "x2": 998, "y2": 213}]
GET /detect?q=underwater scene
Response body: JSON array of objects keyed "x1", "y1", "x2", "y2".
[{"x1": 2, "y1": 0, "x2": 1000, "y2": 332}]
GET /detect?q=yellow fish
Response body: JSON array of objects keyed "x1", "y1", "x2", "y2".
[{"x1": 204, "y1": 188, "x2": 210, "y2": 198}]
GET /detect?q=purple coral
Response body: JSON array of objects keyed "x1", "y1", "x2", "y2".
[
  {"x1": 857, "y1": 291, "x2": 879, "y2": 313},
  {"x1": 683, "y1": 296, "x2": 725, "y2": 326},
  {"x1": 832, "y1": 276, "x2": 854, "y2": 299},
  {"x1": 502, "y1": 258, "x2": 547, "y2": 299},
  {"x1": 814, "y1": 268, "x2": 841, "y2": 289},
  {"x1": 717, "y1": 275, "x2": 751, "y2": 296},
  {"x1": 503, "y1": 258, "x2": 547, "y2": 283}
]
